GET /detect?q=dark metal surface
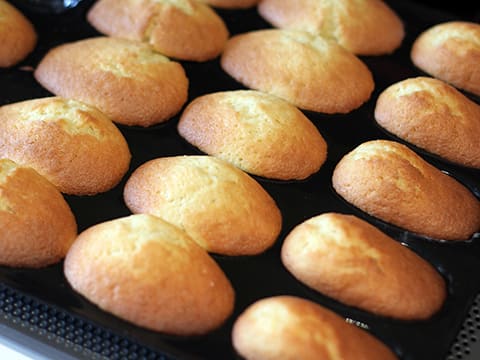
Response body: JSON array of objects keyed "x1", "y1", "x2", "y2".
[
  {"x1": 447, "y1": 294, "x2": 480, "y2": 360},
  {"x1": 1, "y1": 1, "x2": 480, "y2": 359},
  {"x1": 0, "y1": 284, "x2": 176, "y2": 359},
  {"x1": 12, "y1": 0, "x2": 84, "y2": 13}
]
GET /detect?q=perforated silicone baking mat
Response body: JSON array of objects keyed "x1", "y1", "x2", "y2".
[{"x1": 1, "y1": 1, "x2": 480, "y2": 359}]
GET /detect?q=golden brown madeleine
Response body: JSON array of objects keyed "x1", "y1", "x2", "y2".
[
  {"x1": 332, "y1": 140, "x2": 480, "y2": 240},
  {"x1": 178, "y1": 90, "x2": 328, "y2": 180},
  {"x1": 0, "y1": 97, "x2": 131, "y2": 195},
  {"x1": 221, "y1": 29, "x2": 374, "y2": 114},
  {"x1": 282, "y1": 213, "x2": 446, "y2": 320},
  {"x1": 258, "y1": 0, "x2": 404, "y2": 56},
  {"x1": 34, "y1": 37, "x2": 188, "y2": 127},
  {"x1": 375, "y1": 77, "x2": 480, "y2": 169},
  {"x1": 87, "y1": 0, "x2": 229, "y2": 62},
  {"x1": 64, "y1": 214, "x2": 234, "y2": 336},
  {"x1": 123, "y1": 155, "x2": 282, "y2": 255},
  {"x1": 232, "y1": 296, "x2": 398, "y2": 360},
  {"x1": 0, "y1": 0, "x2": 37, "y2": 67},
  {"x1": 0, "y1": 159, "x2": 77, "y2": 267},
  {"x1": 199, "y1": 0, "x2": 260, "y2": 9},
  {"x1": 411, "y1": 21, "x2": 480, "y2": 96}
]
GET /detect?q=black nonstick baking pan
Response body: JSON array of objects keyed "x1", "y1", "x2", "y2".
[{"x1": 1, "y1": 1, "x2": 480, "y2": 359}]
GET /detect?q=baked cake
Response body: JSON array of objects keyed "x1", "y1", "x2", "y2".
[
  {"x1": 123, "y1": 155, "x2": 282, "y2": 255},
  {"x1": 221, "y1": 29, "x2": 374, "y2": 114},
  {"x1": 375, "y1": 76, "x2": 480, "y2": 169},
  {"x1": 87, "y1": 0, "x2": 229, "y2": 61},
  {"x1": 34, "y1": 36, "x2": 189, "y2": 127},
  {"x1": 332, "y1": 140, "x2": 480, "y2": 240},
  {"x1": 411, "y1": 21, "x2": 480, "y2": 97},
  {"x1": 178, "y1": 90, "x2": 328, "y2": 180},
  {"x1": 258, "y1": 0, "x2": 405, "y2": 55},
  {"x1": 64, "y1": 214, "x2": 234, "y2": 336},
  {"x1": 282, "y1": 212, "x2": 446, "y2": 319},
  {"x1": 0, "y1": 159, "x2": 77, "y2": 267},
  {"x1": 0, "y1": 97, "x2": 131, "y2": 195},
  {"x1": 0, "y1": 0, "x2": 37, "y2": 67},
  {"x1": 232, "y1": 296, "x2": 398, "y2": 359}
]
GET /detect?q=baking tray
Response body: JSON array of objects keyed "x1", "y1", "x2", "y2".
[{"x1": 1, "y1": 1, "x2": 480, "y2": 359}]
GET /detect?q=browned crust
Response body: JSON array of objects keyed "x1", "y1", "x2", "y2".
[
  {"x1": 282, "y1": 213, "x2": 446, "y2": 320},
  {"x1": 0, "y1": 0, "x2": 37, "y2": 67},
  {"x1": 232, "y1": 296, "x2": 398, "y2": 360},
  {"x1": 220, "y1": 29, "x2": 374, "y2": 114},
  {"x1": 123, "y1": 155, "x2": 282, "y2": 255},
  {"x1": 178, "y1": 90, "x2": 328, "y2": 180},
  {"x1": 411, "y1": 21, "x2": 480, "y2": 96},
  {"x1": 375, "y1": 77, "x2": 480, "y2": 169},
  {"x1": 199, "y1": 0, "x2": 260, "y2": 9},
  {"x1": 34, "y1": 37, "x2": 188, "y2": 127},
  {"x1": 87, "y1": 0, "x2": 229, "y2": 61},
  {"x1": 0, "y1": 97, "x2": 131, "y2": 195},
  {"x1": 258, "y1": 0, "x2": 405, "y2": 55},
  {"x1": 0, "y1": 159, "x2": 77, "y2": 267},
  {"x1": 332, "y1": 140, "x2": 480, "y2": 240},
  {"x1": 64, "y1": 214, "x2": 234, "y2": 336}
]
